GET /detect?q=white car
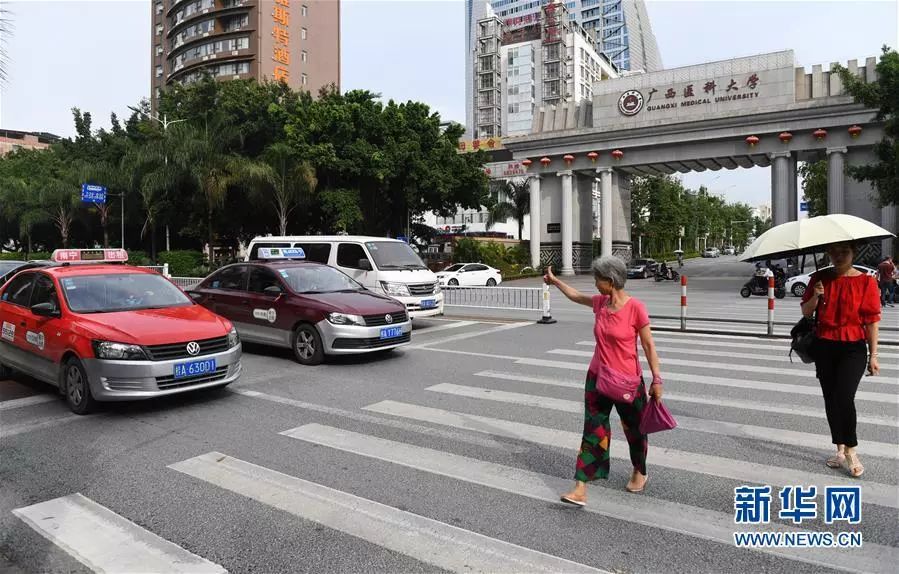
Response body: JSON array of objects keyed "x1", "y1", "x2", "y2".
[
  {"x1": 436, "y1": 263, "x2": 503, "y2": 287},
  {"x1": 785, "y1": 265, "x2": 878, "y2": 297}
]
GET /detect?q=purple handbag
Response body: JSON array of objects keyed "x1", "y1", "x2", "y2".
[
  {"x1": 639, "y1": 398, "x2": 677, "y2": 434},
  {"x1": 596, "y1": 363, "x2": 642, "y2": 403}
]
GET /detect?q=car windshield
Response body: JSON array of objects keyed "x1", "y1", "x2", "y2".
[
  {"x1": 365, "y1": 241, "x2": 427, "y2": 270},
  {"x1": 59, "y1": 273, "x2": 192, "y2": 313},
  {"x1": 632, "y1": 259, "x2": 650, "y2": 266},
  {"x1": 278, "y1": 265, "x2": 363, "y2": 294},
  {"x1": 443, "y1": 264, "x2": 464, "y2": 272}
]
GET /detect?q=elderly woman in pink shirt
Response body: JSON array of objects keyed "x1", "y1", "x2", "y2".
[{"x1": 544, "y1": 256, "x2": 663, "y2": 506}]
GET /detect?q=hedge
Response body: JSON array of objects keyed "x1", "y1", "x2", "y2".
[{"x1": 157, "y1": 250, "x2": 206, "y2": 276}]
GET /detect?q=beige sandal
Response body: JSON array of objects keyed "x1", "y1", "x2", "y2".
[
  {"x1": 625, "y1": 473, "x2": 648, "y2": 493},
  {"x1": 845, "y1": 451, "x2": 865, "y2": 478},
  {"x1": 825, "y1": 452, "x2": 846, "y2": 469},
  {"x1": 560, "y1": 492, "x2": 586, "y2": 507}
]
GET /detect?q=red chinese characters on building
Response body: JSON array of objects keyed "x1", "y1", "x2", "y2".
[
  {"x1": 746, "y1": 73, "x2": 760, "y2": 89},
  {"x1": 703, "y1": 81, "x2": 716, "y2": 94},
  {"x1": 726, "y1": 79, "x2": 739, "y2": 92},
  {"x1": 665, "y1": 88, "x2": 676, "y2": 99},
  {"x1": 683, "y1": 84, "x2": 694, "y2": 98},
  {"x1": 272, "y1": 0, "x2": 291, "y2": 83}
]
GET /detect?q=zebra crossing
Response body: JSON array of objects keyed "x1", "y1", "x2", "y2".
[{"x1": 7, "y1": 326, "x2": 899, "y2": 573}]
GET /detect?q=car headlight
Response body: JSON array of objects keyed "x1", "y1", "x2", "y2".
[
  {"x1": 228, "y1": 327, "x2": 240, "y2": 348},
  {"x1": 433, "y1": 282, "x2": 442, "y2": 294},
  {"x1": 92, "y1": 340, "x2": 148, "y2": 360},
  {"x1": 380, "y1": 281, "x2": 411, "y2": 297},
  {"x1": 327, "y1": 312, "x2": 365, "y2": 326}
]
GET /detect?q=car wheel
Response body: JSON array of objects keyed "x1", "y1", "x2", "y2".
[
  {"x1": 63, "y1": 357, "x2": 96, "y2": 415},
  {"x1": 486, "y1": 278, "x2": 497, "y2": 287},
  {"x1": 642, "y1": 270, "x2": 648, "y2": 279},
  {"x1": 740, "y1": 286, "x2": 751, "y2": 298},
  {"x1": 292, "y1": 324, "x2": 324, "y2": 366},
  {"x1": 448, "y1": 278, "x2": 459, "y2": 286},
  {"x1": 792, "y1": 283, "x2": 806, "y2": 297},
  {"x1": 775, "y1": 288, "x2": 786, "y2": 299}
]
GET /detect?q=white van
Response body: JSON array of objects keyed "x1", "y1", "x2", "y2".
[{"x1": 245, "y1": 236, "x2": 443, "y2": 318}]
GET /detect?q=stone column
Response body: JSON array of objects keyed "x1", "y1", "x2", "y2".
[
  {"x1": 883, "y1": 204, "x2": 897, "y2": 259},
  {"x1": 769, "y1": 152, "x2": 791, "y2": 226},
  {"x1": 560, "y1": 170, "x2": 574, "y2": 276},
  {"x1": 529, "y1": 176, "x2": 541, "y2": 269},
  {"x1": 787, "y1": 153, "x2": 798, "y2": 221},
  {"x1": 827, "y1": 147, "x2": 847, "y2": 214},
  {"x1": 599, "y1": 168, "x2": 613, "y2": 257}
]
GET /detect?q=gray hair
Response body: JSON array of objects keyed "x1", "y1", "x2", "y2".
[{"x1": 591, "y1": 256, "x2": 627, "y2": 289}]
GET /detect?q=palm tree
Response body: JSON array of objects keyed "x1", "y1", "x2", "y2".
[
  {"x1": 78, "y1": 161, "x2": 119, "y2": 248},
  {"x1": 487, "y1": 177, "x2": 531, "y2": 240},
  {"x1": 122, "y1": 138, "x2": 178, "y2": 260},
  {"x1": 0, "y1": 8, "x2": 11, "y2": 83},
  {"x1": 256, "y1": 142, "x2": 317, "y2": 236},
  {"x1": 41, "y1": 178, "x2": 79, "y2": 248},
  {"x1": 0, "y1": 177, "x2": 47, "y2": 255}
]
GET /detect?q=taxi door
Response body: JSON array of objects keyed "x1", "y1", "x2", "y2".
[
  {"x1": 244, "y1": 266, "x2": 291, "y2": 347},
  {"x1": 21, "y1": 273, "x2": 66, "y2": 382},
  {"x1": 0, "y1": 272, "x2": 39, "y2": 375}
]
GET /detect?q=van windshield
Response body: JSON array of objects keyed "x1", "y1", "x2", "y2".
[{"x1": 365, "y1": 242, "x2": 427, "y2": 270}]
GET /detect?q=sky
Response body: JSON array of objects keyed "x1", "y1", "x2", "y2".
[{"x1": 1, "y1": 0, "x2": 897, "y2": 207}]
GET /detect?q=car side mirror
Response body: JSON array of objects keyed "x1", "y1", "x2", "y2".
[
  {"x1": 31, "y1": 302, "x2": 60, "y2": 318},
  {"x1": 187, "y1": 291, "x2": 203, "y2": 301},
  {"x1": 358, "y1": 259, "x2": 372, "y2": 271}
]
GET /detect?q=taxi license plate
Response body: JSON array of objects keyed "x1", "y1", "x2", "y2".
[
  {"x1": 420, "y1": 299, "x2": 436, "y2": 309},
  {"x1": 380, "y1": 327, "x2": 404, "y2": 340},
  {"x1": 174, "y1": 358, "x2": 217, "y2": 379}
]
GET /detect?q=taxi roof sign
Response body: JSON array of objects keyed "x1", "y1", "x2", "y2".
[
  {"x1": 258, "y1": 247, "x2": 305, "y2": 260},
  {"x1": 51, "y1": 249, "x2": 129, "y2": 263}
]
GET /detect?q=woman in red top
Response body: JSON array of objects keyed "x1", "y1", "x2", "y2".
[
  {"x1": 544, "y1": 256, "x2": 663, "y2": 507},
  {"x1": 800, "y1": 241, "x2": 881, "y2": 477}
]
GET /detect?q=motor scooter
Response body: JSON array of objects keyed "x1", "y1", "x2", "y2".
[
  {"x1": 741, "y1": 275, "x2": 786, "y2": 298},
  {"x1": 654, "y1": 268, "x2": 680, "y2": 282}
]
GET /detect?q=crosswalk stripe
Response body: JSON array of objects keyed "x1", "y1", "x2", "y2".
[
  {"x1": 282, "y1": 424, "x2": 899, "y2": 574},
  {"x1": 513, "y1": 358, "x2": 898, "y2": 404},
  {"x1": 574, "y1": 341, "x2": 899, "y2": 367},
  {"x1": 361, "y1": 400, "x2": 899, "y2": 509},
  {"x1": 406, "y1": 321, "x2": 531, "y2": 349},
  {"x1": 544, "y1": 350, "x2": 898, "y2": 384},
  {"x1": 414, "y1": 320, "x2": 478, "y2": 335},
  {"x1": 0, "y1": 394, "x2": 57, "y2": 411},
  {"x1": 426, "y1": 383, "x2": 899, "y2": 459},
  {"x1": 646, "y1": 337, "x2": 899, "y2": 359},
  {"x1": 13, "y1": 493, "x2": 225, "y2": 574},
  {"x1": 169, "y1": 452, "x2": 607, "y2": 574},
  {"x1": 472, "y1": 371, "x2": 899, "y2": 427},
  {"x1": 0, "y1": 414, "x2": 88, "y2": 439}
]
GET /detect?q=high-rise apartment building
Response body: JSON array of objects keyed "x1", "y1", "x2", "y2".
[
  {"x1": 465, "y1": 0, "x2": 661, "y2": 137},
  {"x1": 151, "y1": 0, "x2": 339, "y2": 110}
]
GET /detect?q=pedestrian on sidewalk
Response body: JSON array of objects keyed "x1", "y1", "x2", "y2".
[
  {"x1": 543, "y1": 256, "x2": 663, "y2": 507},
  {"x1": 877, "y1": 255, "x2": 896, "y2": 307},
  {"x1": 801, "y1": 241, "x2": 881, "y2": 478}
]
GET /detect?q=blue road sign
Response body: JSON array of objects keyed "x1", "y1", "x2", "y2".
[
  {"x1": 81, "y1": 184, "x2": 107, "y2": 204},
  {"x1": 799, "y1": 202, "x2": 809, "y2": 212}
]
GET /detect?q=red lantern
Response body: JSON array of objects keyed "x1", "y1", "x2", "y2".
[
  {"x1": 611, "y1": 149, "x2": 624, "y2": 160},
  {"x1": 540, "y1": 157, "x2": 551, "y2": 166},
  {"x1": 778, "y1": 132, "x2": 793, "y2": 143},
  {"x1": 521, "y1": 158, "x2": 532, "y2": 169},
  {"x1": 745, "y1": 135, "x2": 759, "y2": 148},
  {"x1": 848, "y1": 125, "x2": 862, "y2": 138},
  {"x1": 587, "y1": 151, "x2": 599, "y2": 163},
  {"x1": 813, "y1": 129, "x2": 827, "y2": 141},
  {"x1": 563, "y1": 154, "x2": 574, "y2": 165}
]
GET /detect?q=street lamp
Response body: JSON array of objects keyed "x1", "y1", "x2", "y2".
[{"x1": 131, "y1": 109, "x2": 188, "y2": 252}]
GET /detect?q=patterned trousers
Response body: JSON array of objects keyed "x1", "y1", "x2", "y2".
[{"x1": 575, "y1": 372, "x2": 648, "y2": 482}]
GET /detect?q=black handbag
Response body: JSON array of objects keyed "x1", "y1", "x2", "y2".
[{"x1": 789, "y1": 301, "x2": 819, "y2": 364}]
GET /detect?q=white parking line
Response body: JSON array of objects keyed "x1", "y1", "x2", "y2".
[
  {"x1": 13, "y1": 494, "x2": 225, "y2": 574},
  {"x1": 283, "y1": 424, "x2": 899, "y2": 574},
  {"x1": 362, "y1": 400, "x2": 899, "y2": 509},
  {"x1": 426, "y1": 383, "x2": 899, "y2": 459},
  {"x1": 170, "y1": 452, "x2": 607, "y2": 574}
]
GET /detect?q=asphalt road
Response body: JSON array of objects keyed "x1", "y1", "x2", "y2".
[{"x1": 1, "y1": 258, "x2": 897, "y2": 574}]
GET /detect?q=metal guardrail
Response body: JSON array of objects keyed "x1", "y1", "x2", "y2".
[
  {"x1": 170, "y1": 276, "x2": 201, "y2": 289},
  {"x1": 139, "y1": 264, "x2": 170, "y2": 277},
  {"x1": 442, "y1": 285, "x2": 542, "y2": 311}
]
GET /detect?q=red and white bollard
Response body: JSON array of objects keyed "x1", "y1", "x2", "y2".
[
  {"x1": 680, "y1": 275, "x2": 688, "y2": 331},
  {"x1": 767, "y1": 276, "x2": 775, "y2": 336}
]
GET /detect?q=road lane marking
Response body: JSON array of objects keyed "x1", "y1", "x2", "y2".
[
  {"x1": 361, "y1": 400, "x2": 899, "y2": 509},
  {"x1": 0, "y1": 394, "x2": 57, "y2": 411},
  {"x1": 169, "y1": 452, "x2": 607, "y2": 574},
  {"x1": 0, "y1": 414, "x2": 88, "y2": 439},
  {"x1": 282, "y1": 424, "x2": 899, "y2": 574},
  {"x1": 426, "y1": 383, "x2": 899, "y2": 459},
  {"x1": 472, "y1": 371, "x2": 898, "y2": 427},
  {"x1": 406, "y1": 321, "x2": 531, "y2": 349},
  {"x1": 413, "y1": 320, "x2": 477, "y2": 335},
  {"x1": 13, "y1": 493, "x2": 225, "y2": 574}
]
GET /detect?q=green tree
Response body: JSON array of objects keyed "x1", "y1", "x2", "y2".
[
  {"x1": 487, "y1": 177, "x2": 530, "y2": 239},
  {"x1": 834, "y1": 46, "x2": 899, "y2": 206},
  {"x1": 798, "y1": 160, "x2": 827, "y2": 216},
  {"x1": 257, "y1": 142, "x2": 317, "y2": 236}
]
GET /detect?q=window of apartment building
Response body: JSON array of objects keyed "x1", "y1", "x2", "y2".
[
  {"x1": 301, "y1": 4, "x2": 308, "y2": 17},
  {"x1": 155, "y1": 65, "x2": 163, "y2": 78},
  {"x1": 155, "y1": 2, "x2": 164, "y2": 15},
  {"x1": 155, "y1": 44, "x2": 163, "y2": 57},
  {"x1": 301, "y1": 73, "x2": 308, "y2": 86},
  {"x1": 301, "y1": 50, "x2": 308, "y2": 63},
  {"x1": 225, "y1": 15, "x2": 248, "y2": 32},
  {"x1": 301, "y1": 27, "x2": 307, "y2": 40},
  {"x1": 155, "y1": 24, "x2": 164, "y2": 36}
]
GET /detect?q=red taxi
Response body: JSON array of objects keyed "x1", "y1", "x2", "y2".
[
  {"x1": 0, "y1": 249, "x2": 241, "y2": 414},
  {"x1": 187, "y1": 247, "x2": 412, "y2": 365}
]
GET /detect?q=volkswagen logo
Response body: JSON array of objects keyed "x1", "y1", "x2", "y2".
[
  {"x1": 618, "y1": 89, "x2": 644, "y2": 116},
  {"x1": 186, "y1": 341, "x2": 201, "y2": 356},
  {"x1": 385, "y1": 314, "x2": 393, "y2": 324}
]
